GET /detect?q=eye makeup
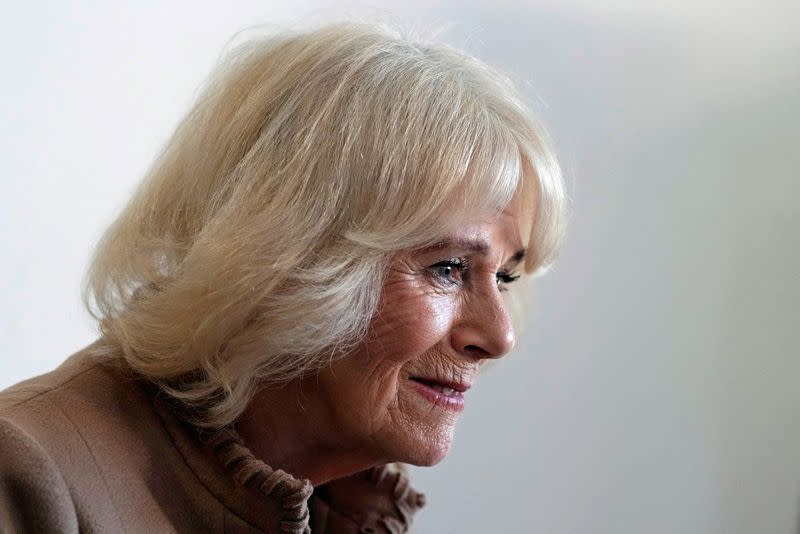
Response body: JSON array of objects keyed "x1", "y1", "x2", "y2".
[
  {"x1": 426, "y1": 257, "x2": 520, "y2": 291},
  {"x1": 428, "y1": 257, "x2": 468, "y2": 286}
]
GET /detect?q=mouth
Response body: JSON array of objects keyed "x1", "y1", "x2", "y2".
[{"x1": 408, "y1": 376, "x2": 472, "y2": 411}]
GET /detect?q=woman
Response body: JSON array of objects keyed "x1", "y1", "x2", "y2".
[{"x1": 0, "y1": 21, "x2": 566, "y2": 533}]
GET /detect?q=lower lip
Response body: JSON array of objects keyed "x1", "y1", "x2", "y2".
[{"x1": 409, "y1": 379, "x2": 465, "y2": 412}]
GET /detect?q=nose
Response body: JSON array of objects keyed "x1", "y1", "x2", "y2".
[{"x1": 450, "y1": 287, "x2": 515, "y2": 361}]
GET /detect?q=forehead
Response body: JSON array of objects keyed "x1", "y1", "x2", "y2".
[
  {"x1": 460, "y1": 212, "x2": 524, "y2": 255},
  {"x1": 505, "y1": 183, "x2": 536, "y2": 240},
  {"x1": 452, "y1": 188, "x2": 534, "y2": 250},
  {"x1": 418, "y1": 206, "x2": 527, "y2": 266}
]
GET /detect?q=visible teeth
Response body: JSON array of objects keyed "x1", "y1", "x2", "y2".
[
  {"x1": 429, "y1": 383, "x2": 456, "y2": 396},
  {"x1": 414, "y1": 378, "x2": 460, "y2": 396}
]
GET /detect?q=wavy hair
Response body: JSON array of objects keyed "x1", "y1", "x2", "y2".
[{"x1": 83, "y1": 21, "x2": 568, "y2": 428}]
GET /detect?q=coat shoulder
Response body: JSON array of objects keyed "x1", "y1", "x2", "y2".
[
  {"x1": 0, "y1": 339, "x2": 123, "y2": 416},
  {"x1": 0, "y1": 416, "x2": 79, "y2": 533},
  {"x1": 0, "y1": 341, "x2": 149, "y2": 533}
]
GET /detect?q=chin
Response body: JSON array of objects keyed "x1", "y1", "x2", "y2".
[
  {"x1": 378, "y1": 380, "x2": 463, "y2": 466},
  {"x1": 391, "y1": 425, "x2": 455, "y2": 467},
  {"x1": 410, "y1": 446, "x2": 450, "y2": 467}
]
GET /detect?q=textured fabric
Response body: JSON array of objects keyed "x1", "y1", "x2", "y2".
[{"x1": 0, "y1": 341, "x2": 425, "y2": 533}]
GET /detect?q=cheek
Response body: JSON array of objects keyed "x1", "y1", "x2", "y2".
[{"x1": 368, "y1": 288, "x2": 455, "y2": 364}]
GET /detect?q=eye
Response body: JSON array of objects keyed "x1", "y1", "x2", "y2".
[
  {"x1": 429, "y1": 258, "x2": 467, "y2": 286},
  {"x1": 496, "y1": 270, "x2": 521, "y2": 292}
]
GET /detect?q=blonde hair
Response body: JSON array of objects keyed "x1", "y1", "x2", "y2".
[{"x1": 83, "y1": 21, "x2": 567, "y2": 429}]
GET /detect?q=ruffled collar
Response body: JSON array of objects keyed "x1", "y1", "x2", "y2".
[
  {"x1": 209, "y1": 429, "x2": 314, "y2": 533},
  {"x1": 152, "y1": 393, "x2": 425, "y2": 533}
]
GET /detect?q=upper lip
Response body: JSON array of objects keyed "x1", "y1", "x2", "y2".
[{"x1": 409, "y1": 375, "x2": 473, "y2": 393}]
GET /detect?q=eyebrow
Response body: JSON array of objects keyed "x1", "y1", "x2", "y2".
[{"x1": 421, "y1": 238, "x2": 526, "y2": 267}]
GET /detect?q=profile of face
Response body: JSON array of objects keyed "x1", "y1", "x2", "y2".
[{"x1": 310, "y1": 193, "x2": 531, "y2": 467}]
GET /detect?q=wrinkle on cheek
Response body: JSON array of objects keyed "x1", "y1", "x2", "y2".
[
  {"x1": 360, "y1": 277, "x2": 457, "y2": 433},
  {"x1": 369, "y1": 284, "x2": 454, "y2": 361},
  {"x1": 325, "y1": 258, "x2": 465, "y2": 461},
  {"x1": 362, "y1": 361, "x2": 402, "y2": 438}
]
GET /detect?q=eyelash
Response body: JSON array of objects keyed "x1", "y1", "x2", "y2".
[
  {"x1": 429, "y1": 258, "x2": 520, "y2": 292},
  {"x1": 497, "y1": 271, "x2": 521, "y2": 290}
]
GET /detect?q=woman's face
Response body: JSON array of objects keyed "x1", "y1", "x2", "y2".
[{"x1": 312, "y1": 194, "x2": 531, "y2": 467}]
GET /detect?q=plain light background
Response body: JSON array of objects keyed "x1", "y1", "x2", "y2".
[{"x1": 1, "y1": 1, "x2": 798, "y2": 533}]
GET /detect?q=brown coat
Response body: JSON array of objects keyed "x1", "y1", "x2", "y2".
[{"x1": 0, "y1": 341, "x2": 425, "y2": 533}]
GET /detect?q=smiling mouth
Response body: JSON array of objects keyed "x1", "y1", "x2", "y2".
[
  {"x1": 408, "y1": 376, "x2": 471, "y2": 410},
  {"x1": 409, "y1": 377, "x2": 470, "y2": 395}
]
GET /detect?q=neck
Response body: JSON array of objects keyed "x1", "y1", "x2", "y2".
[{"x1": 234, "y1": 379, "x2": 381, "y2": 486}]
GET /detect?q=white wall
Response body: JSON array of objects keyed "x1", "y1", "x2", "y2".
[{"x1": 1, "y1": 2, "x2": 798, "y2": 533}]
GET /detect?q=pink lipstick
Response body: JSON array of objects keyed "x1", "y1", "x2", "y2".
[{"x1": 408, "y1": 377, "x2": 470, "y2": 411}]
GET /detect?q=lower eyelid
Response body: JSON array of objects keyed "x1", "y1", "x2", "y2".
[{"x1": 427, "y1": 267, "x2": 458, "y2": 284}]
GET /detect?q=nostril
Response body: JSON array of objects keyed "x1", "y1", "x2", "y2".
[{"x1": 464, "y1": 345, "x2": 490, "y2": 357}]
